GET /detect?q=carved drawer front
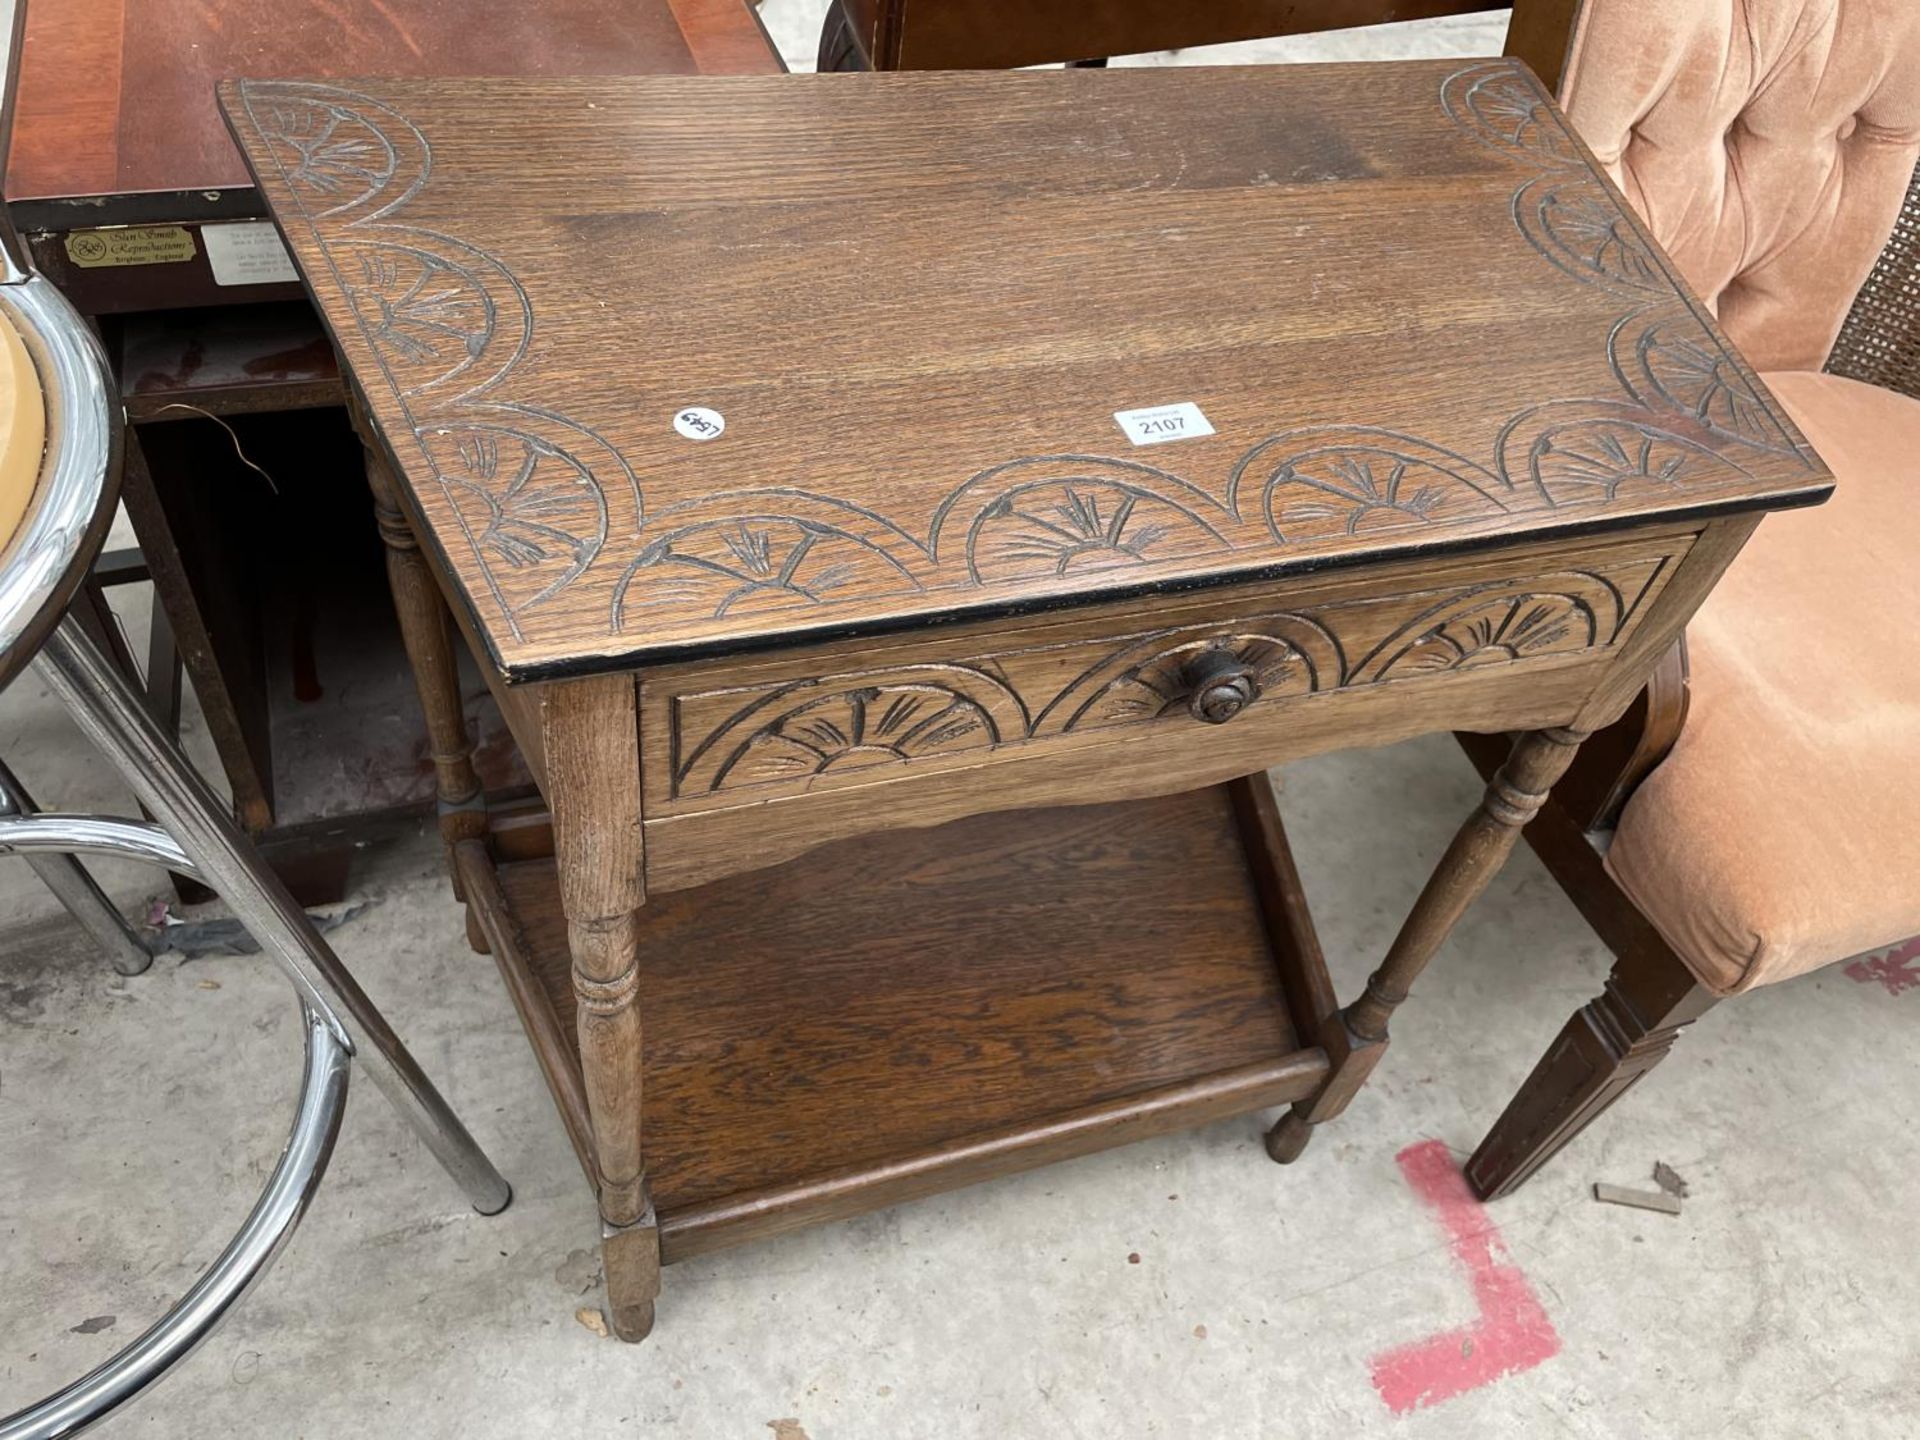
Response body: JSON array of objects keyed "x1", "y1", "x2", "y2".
[{"x1": 642, "y1": 529, "x2": 1693, "y2": 816}]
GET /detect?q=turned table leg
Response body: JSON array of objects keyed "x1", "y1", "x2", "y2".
[
  {"x1": 543, "y1": 675, "x2": 659, "y2": 1342},
  {"x1": 359, "y1": 432, "x2": 488, "y2": 890},
  {"x1": 1268, "y1": 726, "x2": 1589, "y2": 1164}
]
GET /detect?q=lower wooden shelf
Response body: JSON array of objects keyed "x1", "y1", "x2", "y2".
[{"x1": 467, "y1": 783, "x2": 1332, "y2": 1262}]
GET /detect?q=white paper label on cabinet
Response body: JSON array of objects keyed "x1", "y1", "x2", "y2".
[
  {"x1": 202, "y1": 222, "x2": 299, "y2": 286},
  {"x1": 673, "y1": 406, "x2": 726, "y2": 441},
  {"x1": 1112, "y1": 402, "x2": 1215, "y2": 446}
]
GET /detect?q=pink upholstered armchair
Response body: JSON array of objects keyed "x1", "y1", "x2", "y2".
[{"x1": 1467, "y1": 0, "x2": 1920, "y2": 1198}]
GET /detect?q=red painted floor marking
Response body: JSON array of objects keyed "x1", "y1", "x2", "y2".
[
  {"x1": 1368, "y1": 1140, "x2": 1559, "y2": 1415},
  {"x1": 1843, "y1": 936, "x2": 1920, "y2": 996}
]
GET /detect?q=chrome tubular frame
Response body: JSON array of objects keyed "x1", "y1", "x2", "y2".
[
  {"x1": 34, "y1": 618, "x2": 514, "y2": 1216},
  {"x1": 0, "y1": 619, "x2": 512, "y2": 1440},
  {"x1": 0, "y1": 276, "x2": 121, "y2": 672},
  {"x1": 0, "y1": 759, "x2": 153, "y2": 975},
  {"x1": 0, "y1": 809, "x2": 351, "y2": 1440},
  {"x1": 0, "y1": 982, "x2": 349, "y2": 1440},
  {"x1": 0, "y1": 622, "x2": 510, "y2": 1440},
  {"x1": 0, "y1": 23, "x2": 510, "y2": 1421}
]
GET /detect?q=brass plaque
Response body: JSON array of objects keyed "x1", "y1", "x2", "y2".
[{"x1": 63, "y1": 226, "x2": 197, "y2": 269}]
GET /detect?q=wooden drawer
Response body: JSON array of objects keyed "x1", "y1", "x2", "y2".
[{"x1": 640, "y1": 527, "x2": 1692, "y2": 833}]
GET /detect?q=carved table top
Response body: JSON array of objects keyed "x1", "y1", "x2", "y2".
[{"x1": 220, "y1": 61, "x2": 1831, "y2": 682}]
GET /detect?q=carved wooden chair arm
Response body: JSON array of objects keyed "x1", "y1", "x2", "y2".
[{"x1": 1549, "y1": 639, "x2": 1688, "y2": 834}]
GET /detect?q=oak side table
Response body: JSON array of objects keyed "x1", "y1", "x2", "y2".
[{"x1": 222, "y1": 62, "x2": 1829, "y2": 1343}]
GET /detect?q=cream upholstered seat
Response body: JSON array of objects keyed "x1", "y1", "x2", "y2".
[
  {"x1": 1563, "y1": 0, "x2": 1920, "y2": 993},
  {"x1": 0, "y1": 298, "x2": 46, "y2": 553}
]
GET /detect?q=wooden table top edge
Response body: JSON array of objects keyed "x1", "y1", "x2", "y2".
[
  {"x1": 481, "y1": 483, "x2": 1827, "y2": 684},
  {"x1": 218, "y1": 58, "x2": 1836, "y2": 686}
]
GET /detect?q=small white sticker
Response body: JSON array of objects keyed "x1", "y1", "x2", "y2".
[
  {"x1": 203, "y1": 222, "x2": 299, "y2": 287},
  {"x1": 1113, "y1": 401, "x2": 1215, "y2": 446},
  {"x1": 673, "y1": 406, "x2": 725, "y2": 441}
]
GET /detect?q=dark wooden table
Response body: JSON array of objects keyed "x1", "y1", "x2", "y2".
[
  {"x1": 226, "y1": 61, "x2": 1828, "y2": 1341},
  {"x1": 9, "y1": 0, "x2": 778, "y2": 245},
  {"x1": 6, "y1": 0, "x2": 779, "y2": 896},
  {"x1": 816, "y1": 0, "x2": 1578, "y2": 87}
]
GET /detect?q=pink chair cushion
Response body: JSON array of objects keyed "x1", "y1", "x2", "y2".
[{"x1": 1605, "y1": 371, "x2": 1920, "y2": 992}]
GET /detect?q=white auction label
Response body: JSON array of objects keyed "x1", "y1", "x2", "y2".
[
  {"x1": 1113, "y1": 401, "x2": 1215, "y2": 446},
  {"x1": 202, "y1": 222, "x2": 299, "y2": 287},
  {"x1": 673, "y1": 406, "x2": 726, "y2": 441}
]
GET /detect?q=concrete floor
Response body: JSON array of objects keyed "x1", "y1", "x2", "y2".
[{"x1": 4, "y1": 6, "x2": 1919, "y2": 1437}]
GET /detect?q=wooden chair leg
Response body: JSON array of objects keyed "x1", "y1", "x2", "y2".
[
  {"x1": 68, "y1": 573, "x2": 140, "y2": 687},
  {"x1": 143, "y1": 592, "x2": 184, "y2": 736},
  {"x1": 1455, "y1": 717, "x2": 1722, "y2": 1201},
  {"x1": 1466, "y1": 941, "x2": 1718, "y2": 1200},
  {"x1": 816, "y1": 0, "x2": 866, "y2": 71}
]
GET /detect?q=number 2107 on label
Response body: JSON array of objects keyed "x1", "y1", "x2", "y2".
[{"x1": 1112, "y1": 402, "x2": 1216, "y2": 447}]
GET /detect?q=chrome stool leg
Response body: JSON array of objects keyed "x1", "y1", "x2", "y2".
[
  {"x1": 0, "y1": 815, "x2": 351, "y2": 1439},
  {"x1": 32, "y1": 615, "x2": 511, "y2": 1217},
  {"x1": 0, "y1": 623, "x2": 511, "y2": 1437},
  {"x1": 0, "y1": 42, "x2": 502, "y2": 1422},
  {"x1": 0, "y1": 988, "x2": 349, "y2": 1440},
  {"x1": 0, "y1": 756, "x2": 151, "y2": 975}
]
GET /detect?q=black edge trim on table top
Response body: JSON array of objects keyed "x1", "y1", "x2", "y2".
[
  {"x1": 492, "y1": 479, "x2": 1831, "y2": 686},
  {"x1": 214, "y1": 69, "x2": 1834, "y2": 689}
]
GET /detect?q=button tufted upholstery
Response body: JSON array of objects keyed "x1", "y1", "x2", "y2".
[
  {"x1": 1557, "y1": 0, "x2": 1920, "y2": 992},
  {"x1": 1561, "y1": 0, "x2": 1920, "y2": 371}
]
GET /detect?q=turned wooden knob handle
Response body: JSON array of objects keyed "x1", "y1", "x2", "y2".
[{"x1": 1182, "y1": 650, "x2": 1259, "y2": 725}]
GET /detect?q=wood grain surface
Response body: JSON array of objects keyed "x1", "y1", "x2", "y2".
[
  {"x1": 222, "y1": 61, "x2": 1830, "y2": 681},
  {"x1": 494, "y1": 785, "x2": 1314, "y2": 1253},
  {"x1": 211, "y1": 56, "x2": 1835, "y2": 1323},
  {"x1": 7, "y1": 0, "x2": 778, "y2": 205},
  {"x1": 540, "y1": 673, "x2": 650, "y2": 1233}
]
